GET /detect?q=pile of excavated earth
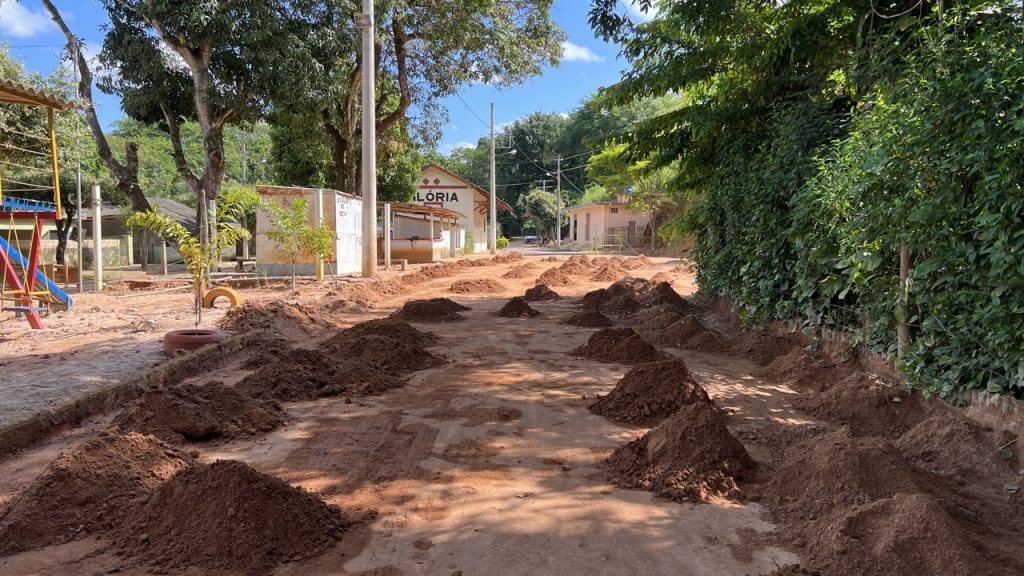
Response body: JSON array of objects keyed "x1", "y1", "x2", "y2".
[{"x1": 2, "y1": 252, "x2": 1022, "y2": 576}]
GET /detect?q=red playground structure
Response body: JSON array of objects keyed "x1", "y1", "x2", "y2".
[{"x1": 0, "y1": 79, "x2": 75, "y2": 329}]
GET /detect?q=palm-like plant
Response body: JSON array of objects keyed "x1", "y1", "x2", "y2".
[{"x1": 127, "y1": 186, "x2": 259, "y2": 326}]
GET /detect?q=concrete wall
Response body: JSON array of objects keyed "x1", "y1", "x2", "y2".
[
  {"x1": 255, "y1": 186, "x2": 361, "y2": 276},
  {"x1": 568, "y1": 204, "x2": 652, "y2": 247}
]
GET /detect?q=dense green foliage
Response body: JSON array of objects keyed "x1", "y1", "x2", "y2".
[{"x1": 593, "y1": 2, "x2": 1024, "y2": 396}]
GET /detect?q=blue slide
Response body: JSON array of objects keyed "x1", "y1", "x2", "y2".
[{"x1": 0, "y1": 235, "x2": 73, "y2": 310}]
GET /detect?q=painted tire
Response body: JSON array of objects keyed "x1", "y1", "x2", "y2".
[
  {"x1": 202, "y1": 286, "x2": 242, "y2": 309},
  {"x1": 163, "y1": 329, "x2": 226, "y2": 355}
]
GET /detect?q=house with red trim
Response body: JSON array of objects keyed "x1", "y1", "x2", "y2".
[{"x1": 404, "y1": 163, "x2": 512, "y2": 253}]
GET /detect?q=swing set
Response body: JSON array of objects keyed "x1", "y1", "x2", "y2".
[{"x1": 0, "y1": 79, "x2": 75, "y2": 329}]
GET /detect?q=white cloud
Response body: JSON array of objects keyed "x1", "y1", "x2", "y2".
[
  {"x1": 441, "y1": 141, "x2": 474, "y2": 154},
  {"x1": 0, "y1": 0, "x2": 56, "y2": 38},
  {"x1": 622, "y1": 0, "x2": 660, "y2": 23},
  {"x1": 561, "y1": 41, "x2": 604, "y2": 63}
]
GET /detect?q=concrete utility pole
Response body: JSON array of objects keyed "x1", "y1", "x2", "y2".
[
  {"x1": 357, "y1": 0, "x2": 378, "y2": 277},
  {"x1": 74, "y1": 47, "x2": 84, "y2": 293},
  {"x1": 91, "y1": 183, "x2": 102, "y2": 292},
  {"x1": 489, "y1": 103, "x2": 497, "y2": 254},
  {"x1": 555, "y1": 156, "x2": 562, "y2": 245},
  {"x1": 315, "y1": 188, "x2": 325, "y2": 281}
]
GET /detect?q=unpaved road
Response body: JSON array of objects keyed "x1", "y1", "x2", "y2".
[{"x1": 0, "y1": 255, "x2": 798, "y2": 575}]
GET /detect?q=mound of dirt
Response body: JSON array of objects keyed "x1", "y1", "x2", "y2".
[
  {"x1": 327, "y1": 334, "x2": 445, "y2": 373},
  {"x1": 755, "y1": 348, "x2": 853, "y2": 391},
  {"x1": 603, "y1": 293, "x2": 643, "y2": 315},
  {"x1": 117, "y1": 460, "x2": 357, "y2": 575},
  {"x1": 759, "y1": 428, "x2": 921, "y2": 520},
  {"x1": 502, "y1": 263, "x2": 538, "y2": 279},
  {"x1": 681, "y1": 330, "x2": 730, "y2": 354},
  {"x1": 638, "y1": 282, "x2": 691, "y2": 312},
  {"x1": 450, "y1": 279, "x2": 505, "y2": 294},
  {"x1": 562, "y1": 308, "x2": 614, "y2": 328},
  {"x1": 390, "y1": 298, "x2": 470, "y2": 322},
  {"x1": 793, "y1": 492, "x2": 1000, "y2": 576},
  {"x1": 649, "y1": 272, "x2": 674, "y2": 285},
  {"x1": 540, "y1": 256, "x2": 561, "y2": 262},
  {"x1": 220, "y1": 300, "x2": 328, "y2": 339},
  {"x1": 793, "y1": 372, "x2": 928, "y2": 437},
  {"x1": 622, "y1": 305, "x2": 684, "y2": 331},
  {"x1": 633, "y1": 313, "x2": 710, "y2": 348},
  {"x1": 896, "y1": 408, "x2": 1016, "y2": 479},
  {"x1": 491, "y1": 253, "x2": 524, "y2": 264},
  {"x1": 607, "y1": 277, "x2": 654, "y2": 298},
  {"x1": 558, "y1": 260, "x2": 593, "y2": 276},
  {"x1": 402, "y1": 262, "x2": 462, "y2": 285},
  {"x1": 579, "y1": 288, "x2": 611, "y2": 309},
  {"x1": 589, "y1": 264, "x2": 628, "y2": 282},
  {"x1": 341, "y1": 318, "x2": 437, "y2": 348},
  {"x1": 536, "y1": 267, "x2": 574, "y2": 287},
  {"x1": 590, "y1": 359, "x2": 710, "y2": 426},
  {"x1": 730, "y1": 331, "x2": 802, "y2": 365},
  {"x1": 112, "y1": 383, "x2": 286, "y2": 443},
  {"x1": 621, "y1": 255, "x2": 654, "y2": 270},
  {"x1": 566, "y1": 254, "x2": 593, "y2": 265},
  {"x1": 237, "y1": 348, "x2": 402, "y2": 400},
  {"x1": 496, "y1": 297, "x2": 540, "y2": 318},
  {"x1": 573, "y1": 327, "x2": 667, "y2": 364},
  {"x1": 605, "y1": 402, "x2": 754, "y2": 501},
  {"x1": 0, "y1": 432, "x2": 193, "y2": 555},
  {"x1": 523, "y1": 284, "x2": 561, "y2": 301}
]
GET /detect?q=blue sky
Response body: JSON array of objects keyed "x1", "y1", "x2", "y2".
[{"x1": 0, "y1": 0, "x2": 651, "y2": 154}]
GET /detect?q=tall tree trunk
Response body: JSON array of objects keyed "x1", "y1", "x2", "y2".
[{"x1": 41, "y1": 0, "x2": 151, "y2": 214}]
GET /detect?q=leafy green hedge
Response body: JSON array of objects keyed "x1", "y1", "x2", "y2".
[{"x1": 691, "y1": 9, "x2": 1024, "y2": 397}]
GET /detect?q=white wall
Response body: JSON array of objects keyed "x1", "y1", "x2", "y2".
[{"x1": 414, "y1": 165, "x2": 489, "y2": 253}]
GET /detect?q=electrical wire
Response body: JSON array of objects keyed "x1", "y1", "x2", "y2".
[
  {"x1": 454, "y1": 92, "x2": 491, "y2": 129},
  {"x1": 870, "y1": 0, "x2": 924, "y2": 19}
]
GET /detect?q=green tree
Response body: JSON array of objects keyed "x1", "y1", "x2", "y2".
[
  {"x1": 517, "y1": 188, "x2": 565, "y2": 239},
  {"x1": 262, "y1": 198, "x2": 335, "y2": 292}
]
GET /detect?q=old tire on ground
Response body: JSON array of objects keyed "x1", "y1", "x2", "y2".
[
  {"x1": 163, "y1": 329, "x2": 227, "y2": 355},
  {"x1": 202, "y1": 286, "x2": 242, "y2": 309}
]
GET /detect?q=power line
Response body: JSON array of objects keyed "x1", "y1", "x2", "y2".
[{"x1": 454, "y1": 92, "x2": 490, "y2": 129}]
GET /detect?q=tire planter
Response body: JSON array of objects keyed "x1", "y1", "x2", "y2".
[
  {"x1": 202, "y1": 286, "x2": 242, "y2": 309},
  {"x1": 163, "y1": 329, "x2": 227, "y2": 355}
]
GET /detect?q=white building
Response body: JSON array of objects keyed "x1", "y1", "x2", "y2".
[
  {"x1": 406, "y1": 164, "x2": 512, "y2": 253},
  {"x1": 567, "y1": 193, "x2": 653, "y2": 248}
]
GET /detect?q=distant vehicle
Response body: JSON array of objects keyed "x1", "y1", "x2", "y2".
[{"x1": 524, "y1": 235, "x2": 539, "y2": 244}]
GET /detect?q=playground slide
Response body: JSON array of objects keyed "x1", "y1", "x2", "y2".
[{"x1": 0, "y1": 235, "x2": 73, "y2": 310}]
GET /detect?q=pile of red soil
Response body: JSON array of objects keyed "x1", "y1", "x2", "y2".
[
  {"x1": 116, "y1": 460, "x2": 357, "y2": 575},
  {"x1": 220, "y1": 300, "x2": 328, "y2": 340},
  {"x1": 540, "y1": 256, "x2": 561, "y2": 262},
  {"x1": 326, "y1": 334, "x2": 445, "y2": 373},
  {"x1": 590, "y1": 359, "x2": 710, "y2": 426},
  {"x1": 341, "y1": 318, "x2": 437, "y2": 348},
  {"x1": 649, "y1": 272, "x2": 674, "y2": 285},
  {"x1": 589, "y1": 264, "x2": 628, "y2": 282},
  {"x1": 558, "y1": 259, "x2": 593, "y2": 276},
  {"x1": 450, "y1": 279, "x2": 505, "y2": 294},
  {"x1": 638, "y1": 282, "x2": 691, "y2": 312},
  {"x1": 606, "y1": 402, "x2": 754, "y2": 501},
  {"x1": 793, "y1": 372, "x2": 927, "y2": 437},
  {"x1": 455, "y1": 258, "x2": 488, "y2": 268},
  {"x1": 562, "y1": 308, "x2": 614, "y2": 328},
  {"x1": 680, "y1": 330, "x2": 731, "y2": 354},
  {"x1": 580, "y1": 288, "x2": 611, "y2": 309},
  {"x1": 536, "y1": 267, "x2": 575, "y2": 287},
  {"x1": 627, "y1": 308, "x2": 711, "y2": 348},
  {"x1": 326, "y1": 279, "x2": 408, "y2": 309},
  {"x1": 502, "y1": 263, "x2": 538, "y2": 279},
  {"x1": 573, "y1": 327, "x2": 667, "y2": 364},
  {"x1": 896, "y1": 407, "x2": 1016, "y2": 479},
  {"x1": 491, "y1": 253, "x2": 524, "y2": 264},
  {"x1": 496, "y1": 297, "x2": 540, "y2": 317},
  {"x1": 112, "y1": 383, "x2": 286, "y2": 443},
  {"x1": 622, "y1": 305, "x2": 683, "y2": 331},
  {"x1": 603, "y1": 292, "x2": 643, "y2": 315},
  {"x1": 607, "y1": 276, "x2": 654, "y2": 298},
  {"x1": 390, "y1": 298, "x2": 470, "y2": 322},
  {"x1": 237, "y1": 348, "x2": 402, "y2": 400},
  {"x1": 401, "y1": 262, "x2": 463, "y2": 285},
  {"x1": 0, "y1": 432, "x2": 192, "y2": 555},
  {"x1": 730, "y1": 331, "x2": 802, "y2": 365},
  {"x1": 523, "y1": 284, "x2": 561, "y2": 301},
  {"x1": 755, "y1": 348, "x2": 854, "y2": 392},
  {"x1": 621, "y1": 255, "x2": 654, "y2": 270}
]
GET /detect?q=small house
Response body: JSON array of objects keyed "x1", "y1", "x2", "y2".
[
  {"x1": 410, "y1": 164, "x2": 512, "y2": 253},
  {"x1": 567, "y1": 194, "x2": 652, "y2": 248}
]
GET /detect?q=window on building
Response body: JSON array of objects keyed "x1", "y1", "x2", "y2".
[{"x1": 610, "y1": 207, "x2": 619, "y2": 214}]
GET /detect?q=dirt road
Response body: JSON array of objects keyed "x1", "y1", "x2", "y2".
[{"x1": 1, "y1": 253, "x2": 1021, "y2": 576}]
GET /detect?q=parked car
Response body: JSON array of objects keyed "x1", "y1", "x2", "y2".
[{"x1": 524, "y1": 234, "x2": 539, "y2": 244}]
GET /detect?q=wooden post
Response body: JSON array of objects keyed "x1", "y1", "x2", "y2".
[
  {"x1": 47, "y1": 108, "x2": 63, "y2": 220},
  {"x1": 897, "y1": 243, "x2": 910, "y2": 362}
]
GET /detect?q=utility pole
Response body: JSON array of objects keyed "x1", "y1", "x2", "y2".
[
  {"x1": 73, "y1": 46, "x2": 83, "y2": 293},
  {"x1": 555, "y1": 156, "x2": 562, "y2": 245},
  {"x1": 489, "y1": 103, "x2": 497, "y2": 254},
  {"x1": 534, "y1": 179, "x2": 553, "y2": 192},
  {"x1": 357, "y1": 0, "x2": 377, "y2": 276},
  {"x1": 239, "y1": 131, "x2": 250, "y2": 260}
]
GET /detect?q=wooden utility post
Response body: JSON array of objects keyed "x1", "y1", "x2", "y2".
[{"x1": 897, "y1": 243, "x2": 910, "y2": 362}]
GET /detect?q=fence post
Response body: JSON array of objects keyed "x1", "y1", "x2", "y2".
[{"x1": 897, "y1": 243, "x2": 910, "y2": 362}]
